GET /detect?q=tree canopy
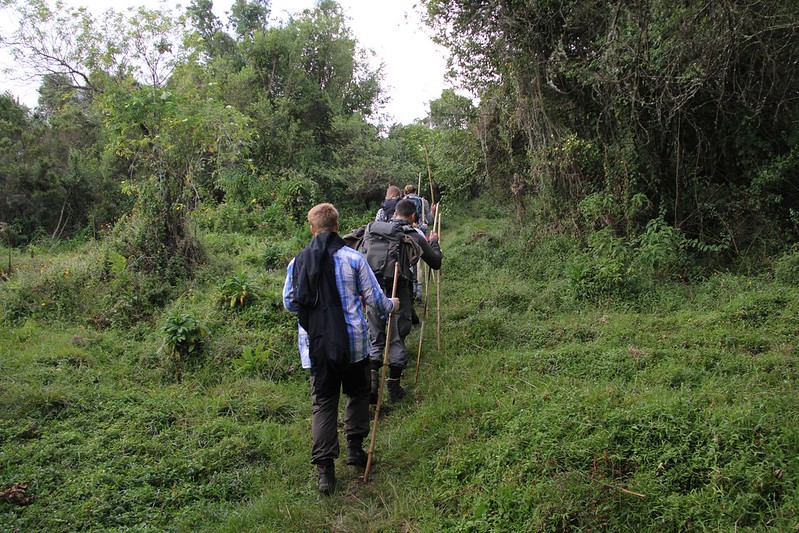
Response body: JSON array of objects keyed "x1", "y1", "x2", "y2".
[
  {"x1": 2, "y1": 0, "x2": 799, "y2": 266},
  {"x1": 424, "y1": 0, "x2": 799, "y2": 253}
]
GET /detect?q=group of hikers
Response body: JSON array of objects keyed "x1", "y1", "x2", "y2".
[{"x1": 282, "y1": 184, "x2": 442, "y2": 494}]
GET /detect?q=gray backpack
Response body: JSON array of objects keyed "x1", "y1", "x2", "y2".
[{"x1": 360, "y1": 221, "x2": 422, "y2": 284}]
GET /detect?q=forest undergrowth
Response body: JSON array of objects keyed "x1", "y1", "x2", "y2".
[{"x1": 1, "y1": 201, "x2": 798, "y2": 531}]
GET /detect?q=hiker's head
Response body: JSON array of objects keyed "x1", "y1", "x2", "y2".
[
  {"x1": 307, "y1": 203, "x2": 339, "y2": 235},
  {"x1": 403, "y1": 184, "x2": 416, "y2": 196},
  {"x1": 385, "y1": 185, "x2": 401, "y2": 200},
  {"x1": 394, "y1": 199, "x2": 417, "y2": 222}
]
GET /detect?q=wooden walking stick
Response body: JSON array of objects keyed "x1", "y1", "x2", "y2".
[
  {"x1": 424, "y1": 146, "x2": 436, "y2": 206},
  {"x1": 363, "y1": 263, "x2": 400, "y2": 483},
  {"x1": 424, "y1": 263, "x2": 433, "y2": 318},
  {"x1": 414, "y1": 262, "x2": 432, "y2": 384},
  {"x1": 435, "y1": 210, "x2": 442, "y2": 353}
]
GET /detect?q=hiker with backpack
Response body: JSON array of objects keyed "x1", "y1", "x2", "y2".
[
  {"x1": 282, "y1": 203, "x2": 400, "y2": 495},
  {"x1": 402, "y1": 184, "x2": 432, "y2": 234},
  {"x1": 375, "y1": 185, "x2": 402, "y2": 222},
  {"x1": 364, "y1": 199, "x2": 443, "y2": 402},
  {"x1": 403, "y1": 184, "x2": 434, "y2": 301}
]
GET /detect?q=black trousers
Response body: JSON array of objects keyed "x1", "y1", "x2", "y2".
[{"x1": 309, "y1": 358, "x2": 370, "y2": 465}]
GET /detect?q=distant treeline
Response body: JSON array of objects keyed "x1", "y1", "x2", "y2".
[{"x1": 2, "y1": 0, "x2": 798, "y2": 267}]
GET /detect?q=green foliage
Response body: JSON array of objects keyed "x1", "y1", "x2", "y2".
[
  {"x1": 214, "y1": 168, "x2": 267, "y2": 205},
  {"x1": 192, "y1": 201, "x2": 265, "y2": 234},
  {"x1": 228, "y1": 0, "x2": 384, "y2": 199},
  {"x1": 218, "y1": 271, "x2": 256, "y2": 309},
  {"x1": 229, "y1": 339, "x2": 296, "y2": 381},
  {"x1": 232, "y1": 343, "x2": 270, "y2": 373},
  {"x1": 100, "y1": 82, "x2": 255, "y2": 272},
  {"x1": 0, "y1": 243, "x2": 104, "y2": 323},
  {"x1": 105, "y1": 249, "x2": 127, "y2": 274},
  {"x1": 567, "y1": 215, "x2": 726, "y2": 301},
  {"x1": 772, "y1": 246, "x2": 799, "y2": 285},
  {"x1": 262, "y1": 242, "x2": 286, "y2": 270},
  {"x1": 0, "y1": 91, "x2": 119, "y2": 242},
  {"x1": 387, "y1": 99, "x2": 484, "y2": 202},
  {"x1": 424, "y1": 0, "x2": 799, "y2": 253},
  {"x1": 568, "y1": 229, "x2": 635, "y2": 301},
  {"x1": 579, "y1": 190, "x2": 649, "y2": 234},
  {"x1": 275, "y1": 172, "x2": 321, "y2": 222},
  {"x1": 2, "y1": 202, "x2": 799, "y2": 531},
  {"x1": 633, "y1": 216, "x2": 684, "y2": 278},
  {"x1": 229, "y1": 0, "x2": 269, "y2": 38},
  {"x1": 159, "y1": 309, "x2": 208, "y2": 365}
]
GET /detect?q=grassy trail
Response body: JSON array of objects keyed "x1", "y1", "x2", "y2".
[{"x1": 2, "y1": 207, "x2": 799, "y2": 530}]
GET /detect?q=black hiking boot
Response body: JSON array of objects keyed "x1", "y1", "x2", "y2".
[
  {"x1": 345, "y1": 438, "x2": 368, "y2": 466},
  {"x1": 369, "y1": 369, "x2": 379, "y2": 405},
  {"x1": 317, "y1": 462, "x2": 336, "y2": 495},
  {"x1": 386, "y1": 378, "x2": 406, "y2": 402}
]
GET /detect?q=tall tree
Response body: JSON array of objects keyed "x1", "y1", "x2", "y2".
[
  {"x1": 229, "y1": 0, "x2": 270, "y2": 39},
  {"x1": 186, "y1": 0, "x2": 237, "y2": 59},
  {"x1": 232, "y1": 0, "x2": 383, "y2": 198},
  {"x1": 1, "y1": 0, "x2": 255, "y2": 268},
  {"x1": 424, "y1": 0, "x2": 799, "y2": 249}
]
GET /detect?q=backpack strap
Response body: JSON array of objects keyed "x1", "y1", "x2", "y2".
[{"x1": 399, "y1": 225, "x2": 423, "y2": 268}]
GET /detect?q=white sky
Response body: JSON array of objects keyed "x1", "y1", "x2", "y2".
[{"x1": 0, "y1": 0, "x2": 452, "y2": 124}]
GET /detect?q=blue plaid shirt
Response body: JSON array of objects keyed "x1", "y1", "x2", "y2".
[{"x1": 283, "y1": 244, "x2": 394, "y2": 369}]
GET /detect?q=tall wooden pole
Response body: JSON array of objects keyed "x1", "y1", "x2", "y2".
[
  {"x1": 364, "y1": 263, "x2": 400, "y2": 483},
  {"x1": 414, "y1": 262, "x2": 433, "y2": 384},
  {"x1": 424, "y1": 146, "x2": 436, "y2": 206},
  {"x1": 435, "y1": 210, "x2": 442, "y2": 353}
]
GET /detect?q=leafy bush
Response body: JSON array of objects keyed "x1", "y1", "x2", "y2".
[
  {"x1": 262, "y1": 243, "x2": 287, "y2": 270},
  {"x1": 232, "y1": 344, "x2": 270, "y2": 374},
  {"x1": 632, "y1": 216, "x2": 685, "y2": 280},
  {"x1": 773, "y1": 246, "x2": 799, "y2": 284},
  {"x1": 578, "y1": 190, "x2": 649, "y2": 233},
  {"x1": 568, "y1": 229, "x2": 635, "y2": 301},
  {"x1": 218, "y1": 271, "x2": 257, "y2": 309},
  {"x1": 159, "y1": 310, "x2": 208, "y2": 372},
  {"x1": 191, "y1": 201, "x2": 267, "y2": 234},
  {"x1": 215, "y1": 167, "x2": 267, "y2": 205},
  {"x1": 276, "y1": 173, "x2": 320, "y2": 222},
  {"x1": 259, "y1": 203, "x2": 296, "y2": 238}
]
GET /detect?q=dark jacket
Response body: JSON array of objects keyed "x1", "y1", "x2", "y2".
[
  {"x1": 380, "y1": 198, "x2": 400, "y2": 221},
  {"x1": 393, "y1": 219, "x2": 443, "y2": 274},
  {"x1": 292, "y1": 232, "x2": 350, "y2": 393}
]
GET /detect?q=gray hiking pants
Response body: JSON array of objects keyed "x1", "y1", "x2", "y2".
[
  {"x1": 367, "y1": 283, "x2": 413, "y2": 368},
  {"x1": 310, "y1": 360, "x2": 370, "y2": 465}
]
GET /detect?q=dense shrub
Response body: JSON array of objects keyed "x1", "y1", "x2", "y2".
[{"x1": 773, "y1": 246, "x2": 799, "y2": 284}]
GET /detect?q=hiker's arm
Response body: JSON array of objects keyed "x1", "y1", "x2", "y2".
[
  {"x1": 282, "y1": 259, "x2": 299, "y2": 314},
  {"x1": 417, "y1": 233, "x2": 443, "y2": 270}
]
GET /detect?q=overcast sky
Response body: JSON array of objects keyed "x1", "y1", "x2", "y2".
[{"x1": 0, "y1": 0, "x2": 451, "y2": 124}]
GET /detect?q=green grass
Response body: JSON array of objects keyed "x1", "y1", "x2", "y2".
[{"x1": 2, "y1": 204, "x2": 799, "y2": 530}]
